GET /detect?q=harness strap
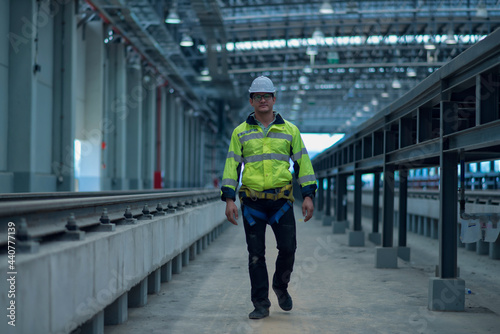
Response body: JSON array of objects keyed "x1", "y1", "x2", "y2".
[
  {"x1": 243, "y1": 201, "x2": 292, "y2": 226},
  {"x1": 239, "y1": 184, "x2": 294, "y2": 202}
]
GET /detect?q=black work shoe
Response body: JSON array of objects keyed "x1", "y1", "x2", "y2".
[
  {"x1": 273, "y1": 287, "x2": 293, "y2": 311},
  {"x1": 249, "y1": 307, "x2": 270, "y2": 319}
]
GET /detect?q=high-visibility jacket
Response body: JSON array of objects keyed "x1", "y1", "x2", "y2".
[{"x1": 220, "y1": 112, "x2": 317, "y2": 201}]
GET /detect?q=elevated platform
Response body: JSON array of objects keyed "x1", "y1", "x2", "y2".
[{"x1": 105, "y1": 204, "x2": 500, "y2": 334}]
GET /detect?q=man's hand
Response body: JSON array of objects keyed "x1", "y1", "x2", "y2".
[
  {"x1": 302, "y1": 196, "x2": 314, "y2": 222},
  {"x1": 225, "y1": 199, "x2": 239, "y2": 225}
]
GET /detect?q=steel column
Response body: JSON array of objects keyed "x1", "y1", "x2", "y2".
[
  {"x1": 398, "y1": 169, "x2": 408, "y2": 247},
  {"x1": 372, "y1": 172, "x2": 380, "y2": 233},
  {"x1": 439, "y1": 150, "x2": 459, "y2": 278},
  {"x1": 325, "y1": 177, "x2": 332, "y2": 217},
  {"x1": 335, "y1": 174, "x2": 347, "y2": 221},
  {"x1": 382, "y1": 165, "x2": 395, "y2": 247},
  {"x1": 353, "y1": 171, "x2": 362, "y2": 231},
  {"x1": 317, "y1": 177, "x2": 325, "y2": 213}
]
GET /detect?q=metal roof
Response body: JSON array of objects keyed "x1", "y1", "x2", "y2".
[{"x1": 83, "y1": 0, "x2": 500, "y2": 134}]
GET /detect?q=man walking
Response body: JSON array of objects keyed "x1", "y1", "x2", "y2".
[{"x1": 220, "y1": 76, "x2": 317, "y2": 319}]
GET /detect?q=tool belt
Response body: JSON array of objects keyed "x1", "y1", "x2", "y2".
[{"x1": 238, "y1": 184, "x2": 294, "y2": 202}]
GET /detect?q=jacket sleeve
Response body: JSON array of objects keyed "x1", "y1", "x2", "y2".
[
  {"x1": 291, "y1": 128, "x2": 317, "y2": 199},
  {"x1": 220, "y1": 129, "x2": 243, "y2": 201}
]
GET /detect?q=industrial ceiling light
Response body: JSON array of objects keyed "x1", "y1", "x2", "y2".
[
  {"x1": 312, "y1": 28, "x2": 325, "y2": 43},
  {"x1": 306, "y1": 46, "x2": 318, "y2": 56},
  {"x1": 445, "y1": 27, "x2": 457, "y2": 45},
  {"x1": 406, "y1": 68, "x2": 417, "y2": 77},
  {"x1": 381, "y1": 92, "x2": 389, "y2": 98},
  {"x1": 180, "y1": 33, "x2": 193, "y2": 47},
  {"x1": 303, "y1": 65, "x2": 313, "y2": 74},
  {"x1": 198, "y1": 75, "x2": 212, "y2": 82},
  {"x1": 165, "y1": 10, "x2": 181, "y2": 24},
  {"x1": 319, "y1": 1, "x2": 334, "y2": 14},
  {"x1": 476, "y1": 1, "x2": 488, "y2": 18},
  {"x1": 200, "y1": 67, "x2": 209, "y2": 76},
  {"x1": 424, "y1": 42, "x2": 436, "y2": 50},
  {"x1": 392, "y1": 78, "x2": 402, "y2": 89}
]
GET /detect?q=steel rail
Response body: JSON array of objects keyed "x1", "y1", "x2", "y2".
[
  {"x1": 0, "y1": 189, "x2": 220, "y2": 247},
  {"x1": 0, "y1": 187, "x2": 203, "y2": 202}
]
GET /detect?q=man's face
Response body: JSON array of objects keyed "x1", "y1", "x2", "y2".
[{"x1": 250, "y1": 93, "x2": 276, "y2": 113}]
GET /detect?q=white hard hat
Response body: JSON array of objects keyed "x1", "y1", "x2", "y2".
[{"x1": 248, "y1": 76, "x2": 276, "y2": 93}]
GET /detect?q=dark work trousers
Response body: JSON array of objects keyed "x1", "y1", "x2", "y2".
[{"x1": 241, "y1": 197, "x2": 297, "y2": 309}]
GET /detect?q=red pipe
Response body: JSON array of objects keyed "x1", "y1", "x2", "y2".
[{"x1": 154, "y1": 86, "x2": 163, "y2": 188}]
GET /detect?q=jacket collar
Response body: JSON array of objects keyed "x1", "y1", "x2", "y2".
[{"x1": 246, "y1": 112, "x2": 285, "y2": 126}]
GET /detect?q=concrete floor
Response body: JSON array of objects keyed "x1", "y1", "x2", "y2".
[{"x1": 105, "y1": 205, "x2": 500, "y2": 334}]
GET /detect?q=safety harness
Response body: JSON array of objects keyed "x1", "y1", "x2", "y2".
[
  {"x1": 239, "y1": 184, "x2": 294, "y2": 201},
  {"x1": 239, "y1": 184, "x2": 294, "y2": 226}
]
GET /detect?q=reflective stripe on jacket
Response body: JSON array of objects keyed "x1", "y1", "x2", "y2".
[{"x1": 220, "y1": 112, "x2": 317, "y2": 201}]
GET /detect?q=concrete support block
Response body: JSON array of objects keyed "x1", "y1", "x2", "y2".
[
  {"x1": 424, "y1": 218, "x2": 431, "y2": 237},
  {"x1": 431, "y1": 219, "x2": 439, "y2": 239},
  {"x1": 104, "y1": 293, "x2": 128, "y2": 325},
  {"x1": 202, "y1": 235, "x2": 208, "y2": 249},
  {"x1": 417, "y1": 216, "x2": 424, "y2": 235},
  {"x1": 348, "y1": 231, "x2": 365, "y2": 247},
  {"x1": 465, "y1": 242, "x2": 477, "y2": 252},
  {"x1": 148, "y1": 268, "x2": 161, "y2": 294},
  {"x1": 161, "y1": 261, "x2": 172, "y2": 283},
  {"x1": 409, "y1": 215, "x2": 415, "y2": 233},
  {"x1": 368, "y1": 232, "x2": 381, "y2": 245},
  {"x1": 80, "y1": 310, "x2": 104, "y2": 334},
  {"x1": 476, "y1": 240, "x2": 489, "y2": 255},
  {"x1": 375, "y1": 247, "x2": 398, "y2": 269},
  {"x1": 182, "y1": 248, "x2": 190, "y2": 267},
  {"x1": 332, "y1": 221, "x2": 346, "y2": 234},
  {"x1": 189, "y1": 244, "x2": 196, "y2": 261},
  {"x1": 322, "y1": 215, "x2": 333, "y2": 226},
  {"x1": 128, "y1": 278, "x2": 147, "y2": 308},
  {"x1": 428, "y1": 277, "x2": 465, "y2": 311},
  {"x1": 314, "y1": 210, "x2": 324, "y2": 220},
  {"x1": 397, "y1": 246, "x2": 411, "y2": 261},
  {"x1": 172, "y1": 254, "x2": 182, "y2": 274},
  {"x1": 196, "y1": 239, "x2": 202, "y2": 254},
  {"x1": 489, "y1": 237, "x2": 500, "y2": 259}
]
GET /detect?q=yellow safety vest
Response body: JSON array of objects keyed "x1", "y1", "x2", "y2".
[{"x1": 221, "y1": 112, "x2": 317, "y2": 201}]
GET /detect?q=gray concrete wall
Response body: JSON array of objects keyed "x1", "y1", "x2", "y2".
[
  {"x1": 165, "y1": 90, "x2": 175, "y2": 188},
  {"x1": 0, "y1": 201, "x2": 226, "y2": 334},
  {"x1": 141, "y1": 81, "x2": 156, "y2": 189},
  {"x1": 79, "y1": 21, "x2": 105, "y2": 191},
  {"x1": 125, "y1": 62, "x2": 143, "y2": 189},
  {"x1": 36, "y1": 6, "x2": 54, "y2": 177}
]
